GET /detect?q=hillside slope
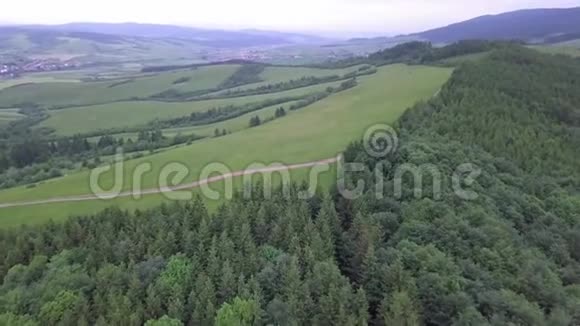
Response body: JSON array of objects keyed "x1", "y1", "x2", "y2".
[
  {"x1": 336, "y1": 45, "x2": 580, "y2": 324},
  {"x1": 21, "y1": 23, "x2": 327, "y2": 47},
  {"x1": 412, "y1": 7, "x2": 580, "y2": 43},
  {"x1": 0, "y1": 26, "x2": 214, "y2": 64},
  {"x1": 0, "y1": 24, "x2": 327, "y2": 65}
]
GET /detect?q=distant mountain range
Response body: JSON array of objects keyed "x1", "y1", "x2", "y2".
[
  {"x1": 411, "y1": 7, "x2": 580, "y2": 43},
  {"x1": 4, "y1": 23, "x2": 328, "y2": 48},
  {"x1": 0, "y1": 23, "x2": 332, "y2": 66},
  {"x1": 2, "y1": 7, "x2": 580, "y2": 66}
]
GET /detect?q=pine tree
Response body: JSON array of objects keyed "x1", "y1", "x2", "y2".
[
  {"x1": 352, "y1": 288, "x2": 369, "y2": 326},
  {"x1": 146, "y1": 285, "x2": 163, "y2": 320},
  {"x1": 190, "y1": 274, "x2": 216, "y2": 326},
  {"x1": 381, "y1": 290, "x2": 421, "y2": 326},
  {"x1": 167, "y1": 296, "x2": 184, "y2": 321},
  {"x1": 215, "y1": 297, "x2": 260, "y2": 326},
  {"x1": 219, "y1": 260, "x2": 236, "y2": 303},
  {"x1": 361, "y1": 245, "x2": 385, "y2": 313}
]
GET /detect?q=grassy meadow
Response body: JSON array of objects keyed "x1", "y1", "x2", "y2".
[
  {"x1": 38, "y1": 80, "x2": 345, "y2": 135},
  {"x1": 0, "y1": 76, "x2": 80, "y2": 91},
  {"x1": 206, "y1": 65, "x2": 368, "y2": 95},
  {"x1": 0, "y1": 109, "x2": 25, "y2": 126},
  {"x1": 437, "y1": 51, "x2": 492, "y2": 65},
  {"x1": 0, "y1": 64, "x2": 453, "y2": 226},
  {"x1": 141, "y1": 99, "x2": 303, "y2": 139},
  {"x1": 0, "y1": 64, "x2": 240, "y2": 108},
  {"x1": 530, "y1": 44, "x2": 580, "y2": 57}
]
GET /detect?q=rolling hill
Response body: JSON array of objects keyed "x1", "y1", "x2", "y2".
[
  {"x1": 19, "y1": 23, "x2": 328, "y2": 48},
  {"x1": 0, "y1": 24, "x2": 330, "y2": 66},
  {"x1": 411, "y1": 7, "x2": 580, "y2": 43},
  {"x1": 0, "y1": 26, "x2": 213, "y2": 64}
]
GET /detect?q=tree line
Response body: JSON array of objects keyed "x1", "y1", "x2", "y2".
[
  {"x1": 0, "y1": 130, "x2": 203, "y2": 190},
  {"x1": 317, "y1": 40, "x2": 521, "y2": 68}
]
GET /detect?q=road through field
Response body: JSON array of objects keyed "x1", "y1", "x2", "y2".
[{"x1": 0, "y1": 157, "x2": 339, "y2": 209}]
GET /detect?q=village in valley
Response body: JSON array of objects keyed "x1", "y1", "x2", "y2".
[{"x1": 0, "y1": 58, "x2": 81, "y2": 79}]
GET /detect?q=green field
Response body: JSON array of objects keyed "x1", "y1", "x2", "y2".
[
  {"x1": 0, "y1": 167, "x2": 337, "y2": 228},
  {"x1": 3, "y1": 64, "x2": 383, "y2": 137},
  {"x1": 438, "y1": 51, "x2": 491, "y2": 65},
  {"x1": 38, "y1": 80, "x2": 346, "y2": 135},
  {"x1": 130, "y1": 99, "x2": 303, "y2": 139},
  {"x1": 0, "y1": 109, "x2": 25, "y2": 125},
  {"x1": 0, "y1": 76, "x2": 80, "y2": 90},
  {"x1": 0, "y1": 64, "x2": 240, "y2": 108},
  {"x1": 206, "y1": 65, "x2": 368, "y2": 96},
  {"x1": 557, "y1": 39, "x2": 580, "y2": 47},
  {"x1": 27, "y1": 64, "x2": 146, "y2": 80},
  {"x1": 530, "y1": 45, "x2": 580, "y2": 57},
  {"x1": 0, "y1": 64, "x2": 452, "y2": 226},
  {"x1": 0, "y1": 30, "x2": 214, "y2": 66},
  {"x1": 0, "y1": 64, "x2": 372, "y2": 110}
]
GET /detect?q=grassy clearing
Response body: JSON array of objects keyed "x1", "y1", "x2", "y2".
[
  {"x1": 558, "y1": 39, "x2": 580, "y2": 47},
  {"x1": 0, "y1": 65, "x2": 239, "y2": 108},
  {"x1": 0, "y1": 167, "x2": 336, "y2": 228},
  {"x1": 438, "y1": 51, "x2": 491, "y2": 65},
  {"x1": 28, "y1": 65, "x2": 145, "y2": 80},
  {"x1": 91, "y1": 100, "x2": 302, "y2": 141},
  {"x1": 530, "y1": 45, "x2": 580, "y2": 57},
  {"x1": 1, "y1": 31, "x2": 211, "y2": 67},
  {"x1": 260, "y1": 66, "x2": 368, "y2": 80},
  {"x1": 0, "y1": 76, "x2": 80, "y2": 91},
  {"x1": 0, "y1": 64, "x2": 452, "y2": 225},
  {"x1": 39, "y1": 80, "x2": 345, "y2": 135},
  {"x1": 0, "y1": 109, "x2": 25, "y2": 125},
  {"x1": 207, "y1": 65, "x2": 368, "y2": 95},
  {"x1": 29, "y1": 54, "x2": 83, "y2": 61}
]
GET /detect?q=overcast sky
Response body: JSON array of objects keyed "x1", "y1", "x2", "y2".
[{"x1": 2, "y1": 0, "x2": 580, "y2": 36}]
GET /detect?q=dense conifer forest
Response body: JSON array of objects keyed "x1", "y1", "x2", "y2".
[{"x1": 0, "y1": 46, "x2": 579, "y2": 325}]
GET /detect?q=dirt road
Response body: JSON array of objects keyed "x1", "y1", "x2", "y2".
[{"x1": 0, "y1": 157, "x2": 339, "y2": 209}]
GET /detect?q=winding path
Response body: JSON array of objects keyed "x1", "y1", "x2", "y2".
[{"x1": 0, "y1": 157, "x2": 339, "y2": 209}]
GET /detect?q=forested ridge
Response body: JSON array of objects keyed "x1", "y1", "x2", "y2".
[
  {"x1": 0, "y1": 46, "x2": 579, "y2": 325},
  {"x1": 319, "y1": 40, "x2": 517, "y2": 68}
]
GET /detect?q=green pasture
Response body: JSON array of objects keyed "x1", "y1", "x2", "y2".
[
  {"x1": 437, "y1": 51, "x2": 491, "y2": 65},
  {"x1": 0, "y1": 64, "x2": 239, "y2": 108},
  {"x1": 0, "y1": 166, "x2": 338, "y2": 228},
  {"x1": 39, "y1": 80, "x2": 345, "y2": 135},
  {"x1": 530, "y1": 45, "x2": 580, "y2": 57},
  {"x1": 0, "y1": 31, "x2": 212, "y2": 66},
  {"x1": 0, "y1": 76, "x2": 80, "y2": 91},
  {"x1": 0, "y1": 109, "x2": 25, "y2": 125},
  {"x1": 117, "y1": 99, "x2": 303, "y2": 140},
  {"x1": 207, "y1": 65, "x2": 369, "y2": 96},
  {"x1": 28, "y1": 65, "x2": 145, "y2": 80},
  {"x1": 557, "y1": 39, "x2": 580, "y2": 47},
  {"x1": 0, "y1": 64, "x2": 452, "y2": 226}
]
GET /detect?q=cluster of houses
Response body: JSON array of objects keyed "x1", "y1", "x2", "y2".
[
  {"x1": 205, "y1": 48, "x2": 273, "y2": 62},
  {"x1": 21, "y1": 59, "x2": 80, "y2": 72},
  {"x1": 0, "y1": 64, "x2": 19, "y2": 78},
  {"x1": 0, "y1": 59, "x2": 81, "y2": 79}
]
